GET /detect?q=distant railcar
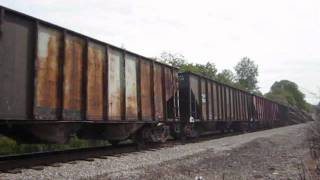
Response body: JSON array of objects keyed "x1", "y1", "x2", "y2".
[
  {"x1": 177, "y1": 72, "x2": 289, "y2": 138},
  {"x1": 0, "y1": 6, "x2": 179, "y2": 144}
]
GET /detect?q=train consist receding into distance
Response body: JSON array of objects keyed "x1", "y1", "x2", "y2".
[{"x1": 0, "y1": 6, "x2": 297, "y2": 145}]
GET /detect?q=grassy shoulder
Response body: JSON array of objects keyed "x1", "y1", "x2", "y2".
[{"x1": 0, "y1": 135, "x2": 109, "y2": 155}]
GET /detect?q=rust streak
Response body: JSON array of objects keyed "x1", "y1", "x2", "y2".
[
  {"x1": 62, "y1": 35, "x2": 84, "y2": 120},
  {"x1": 34, "y1": 27, "x2": 62, "y2": 120},
  {"x1": 87, "y1": 43, "x2": 104, "y2": 120},
  {"x1": 140, "y1": 59, "x2": 152, "y2": 120}
]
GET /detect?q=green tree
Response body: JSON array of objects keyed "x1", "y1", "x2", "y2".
[
  {"x1": 216, "y1": 69, "x2": 236, "y2": 86},
  {"x1": 159, "y1": 51, "x2": 186, "y2": 68},
  {"x1": 234, "y1": 57, "x2": 259, "y2": 93},
  {"x1": 158, "y1": 51, "x2": 217, "y2": 79},
  {"x1": 265, "y1": 80, "x2": 309, "y2": 111}
]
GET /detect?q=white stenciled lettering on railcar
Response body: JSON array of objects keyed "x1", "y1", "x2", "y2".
[
  {"x1": 189, "y1": 116, "x2": 195, "y2": 123},
  {"x1": 202, "y1": 94, "x2": 206, "y2": 103}
]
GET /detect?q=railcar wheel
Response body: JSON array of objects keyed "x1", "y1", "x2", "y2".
[{"x1": 133, "y1": 129, "x2": 146, "y2": 149}]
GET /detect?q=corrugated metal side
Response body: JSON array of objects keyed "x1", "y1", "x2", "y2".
[
  {"x1": 255, "y1": 97, "x2": 258, "y2": 121},
  {"x1": 34, "y1": 25, "x2": 62, "y2": 120},
  {"x1": 230, "y1": 88, "x2": 235, "y2": 121},
  {"x1": 240, "y1": 92, "x2": 244, "y2": 121},
  {"x1": 63, "y1": 34, "x2": 85, "y2": 120},
  {"x1": 201, "y1": 79, "x2": 207, "y2": 121},
  {"x1": 0, "y1": 11, "x2": 34, "y2": 120},
  {"x1": 125, "y1": 54, "x2": 138, "y2": 120},
  {"x1": 174, "y1": 72, "x2": 179, "y2": 120},
  {"x1": 164, "y1": 67, "x2": 175, "y2": 119},
  {"x1": 212, "y1": 82, "x2": 218, "y2": 120},
  {"x1": 245, "y1": 93, "x2": 249, "y2": 121},
  {"x1": 221, "y1": 85, "x2": 225, "y2": 120},
  {"x1": 207, "y1": 82, "x2": 213, "y2": 120},
  {"x1": 231, "y1": 89, "x2": 235, "y2": 120},
  {"x1": 178, "y1": 73, "x2": 190, "y2": 121},
  {"x1": 226, "y1": 87, "x2": 230, "y2": 120},
  {"x1": 0, "y1": 7, "x2": 181, "y2": 122},
  {"x1": 260, "y1": 98, "x2": 263, "y2": 122},
  {"x1": 140, "y1": 59, "x2": 152, "y2": 121},
  {"x1": 86, "y1": 42, "x2": 105, "y2": 120},
  {"x1": 216, "y1": 84, "x2": 220, "y2": 120},
  {"x1": 236, "y1": 91, "x2": 240, "y2": 121},
  {"x1": 107, "y1": 48, "x2": 122, "y2": 120},
  {"x1": 153, "y1": 63, "x2": 164, "y2": 121},
  {"x1": 235, "y1": 90, "x2": 238, "y2": 121},
  {"x1": 189, "y1": 75, "x2": 199, "y2": 119}
]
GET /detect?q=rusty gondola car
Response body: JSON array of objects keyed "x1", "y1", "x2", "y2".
[
  {"x1": 0, "y1": 6, "x2": 179, "y2": 144},
  {"x1": 178, "y1": 72, "x2": 289, "y2": 138},
  {"x1": 0, "y1": 6, "x2": 293, "y2": 145}
]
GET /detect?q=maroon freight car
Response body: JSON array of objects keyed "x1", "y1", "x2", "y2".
[
  {"x1": 0, "y1": 6, "x2": 179, "y2": 144},
  {"x1": 178, "y1": 72, "x2": 289, "y2": 138}
]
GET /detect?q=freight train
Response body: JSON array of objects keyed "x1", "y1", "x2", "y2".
[{"x1": 0, "y1": 6, "x2": 291, "y2": 145}]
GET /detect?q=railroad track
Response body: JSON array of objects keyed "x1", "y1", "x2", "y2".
[
  {"x1": 0, "y1": 143, "x2": 139, "y2": 173},
  {"x1": 0, "y1": 130, "x2": 246, "y2": 173}
]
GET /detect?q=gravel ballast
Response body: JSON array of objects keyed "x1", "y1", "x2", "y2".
[{"x1": 0, "y1": 124, "x2": 308, "y2": 180}]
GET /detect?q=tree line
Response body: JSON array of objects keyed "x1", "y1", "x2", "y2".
[{"x1": 158, "y1": 51, "x2": 311, "y2": 111}]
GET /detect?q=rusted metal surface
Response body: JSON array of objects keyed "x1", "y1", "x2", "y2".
[
  {"x1": 34, "y1": 25, "x2": 62, "y2": 120},
  {"x1": 0, "y1": 11, "x2": 34, "y2": 120},
  {"x1": 125, "y1": 54, "x2": 138, "y2": 120},
  {"x1": 63, "y1": 34, "x2": 85, "y2": 120},
  {"x1": 107, "y1": 48, "x2": 122, "y2": 120},
  {"x1": 86, "y1": 42, "x2": 105, "y2": 120},
  {"x1": 120, "y1": 51, "x2": 126, "y2": 121},
  {"x1": 136, "y1": 58, "x2": 142, "y2": 120},
  {"x1": 140, "y1": 59, "x2": 152, "y2": 120},
  {"x1": 161, "y1": 66, "x2": 167, "y2": 120},
  {"x1": 0, "y1": 6, "x2": 180, "y2": 124},
  {"x1": 153, "y1": 63, "x2": 164, "y2": 121}
]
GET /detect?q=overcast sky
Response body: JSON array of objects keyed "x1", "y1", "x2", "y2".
[{"x1": 1, "y1": 0, "x2": 319, "y2": 104}]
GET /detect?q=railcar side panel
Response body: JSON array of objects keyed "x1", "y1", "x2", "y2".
[
  {"x1": 153, "y1": 63, "x2": 164, "y2": 121},
  {"x1": 140, "y1": 59, "x2": 152, "y2": 121},
  {"x1": 208, "y1": 82, "x2": 213, "y2": 120},
  {"x1": 34, "y1": 25, "x2": 62, "y2": 120},
  {"x1": 189, "y1": 75, "x2": 199, "y2": 120},
  {"x1": 107, "y1": 48, "x2": 122, "y2": 120},
  {"x1": 164, "y1": 67, "x2": 176, "y2": 120},
  {"x1": 225, "y1": 87, "x2": 229, "y2": 120},
  {"x1": 218, "y1": 84, "x2": 223, "y2": 120},
  {"x1": 212, "y1": 82, "x2": 218, "y2": 120},
  {"x1": 86, "y1": 42, "x2": 105, "y2": 120},
  {"x1": 0, "y1": 11, "x2": 34, "y2": 120},
  {"x1": 231, "y1": 88, "x2": 234, "y2": 120},
  {"x1": 201, "y1": 79, "x2": 207, "y2": 121},
  {"x1": 63, "y1": 34, "x2": 85, "y2": 120},
  {"x1": 125, "y1": 54, "x2": 138, "y2": 120}
]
